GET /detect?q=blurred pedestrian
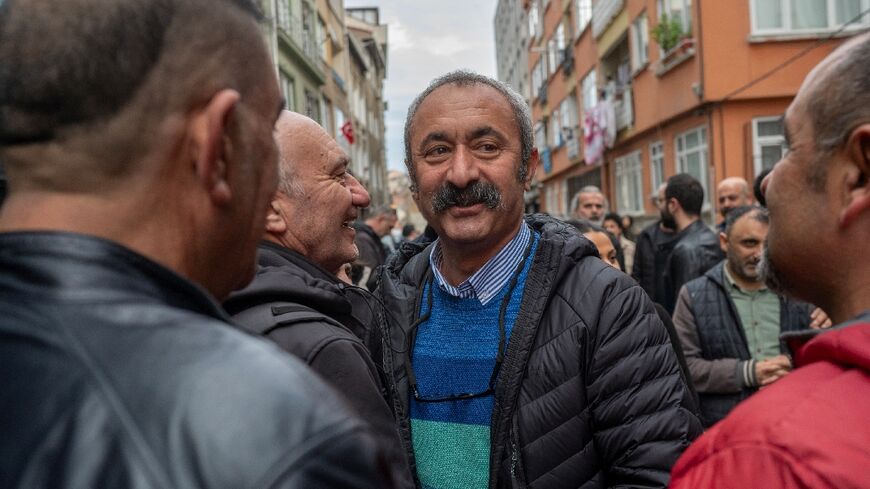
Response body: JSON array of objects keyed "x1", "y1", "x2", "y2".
[
  {"x1": 570, "y1": 185, "x2": 608, "y2": 224},
  {"x1": 715, "y1": 177, "x2": 753, "y2": 232},
  {"x1": 224, "y1": 112, "x2": 413, "y2": 487},
  {"x1": 603, "y1": 212, "x2": 636, "y2": 274},
  {"x1": 660, "y1": 173, "x2": 724, "y2": 313},
  {"x1": 671, "y1": 32, "x2": 870, "y2": 489},
  {"x1": 354, "y1": 205, "x2": 397, "y2": 289},
  {"x1": 0, "y1": 1, "x2": 388, "y2": 487},
  {"x1": 375, "y1": 70, "x2": 700, "y2": 489},
  {"x1": 633, "y1": 183, "x2": 678, "y2": 304}
]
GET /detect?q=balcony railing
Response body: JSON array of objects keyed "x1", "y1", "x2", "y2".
[
  {"x1": 591, "y1": 0, "x2": 625, "y2": 39},
  {"x1": 277, "y1": 11, "x2": 320, "y2": 66}
]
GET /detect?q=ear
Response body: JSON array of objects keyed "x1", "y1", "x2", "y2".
[
  {"x1": 719, "y1": 231, "x2": 728, "y2": 254},
  {"x1": 839, "y1": 123, "x2": 870, "y2": 229},
  {"x1": 524, "y1": 148, "x2": 540, "y2": 191},
  {"x1": 189, "y1": 89, "x2": 241, "y2": 206},
  {"x1": 264, "y1": 196, "x2": 288, "y2": 236}
]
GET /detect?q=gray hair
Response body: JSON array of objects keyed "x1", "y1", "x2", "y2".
[
  {"x1": 276, "y1": 154, "x2": 304, "y2": 197},
  {"x1": 806, "y1": 31, "x2": 870, "y2": 189},
  {"x1": 569, "y1": 185, "x2": 609, "y2": 215},
  {"x1": 403, "y1": 70, "x2": 533, "y2": 191}
]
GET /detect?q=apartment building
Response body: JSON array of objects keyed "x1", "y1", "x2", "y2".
[
  {"x1": 527, "y1": 0, "x2": 868, "y2": 221},
  {"x1": 260, "y1": 0, "x2": 389, "y2": 206},
  {"x1": 495, "y1": 0, "x2": 532, "y2": 100}
]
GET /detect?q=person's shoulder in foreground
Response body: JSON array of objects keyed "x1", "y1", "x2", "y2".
[
  {"x1": 670, "y1": 30, "x2": 870, "y2": 489},
  {"x1": 670, "y1": 319, "x2": 870, "y2": 488}
]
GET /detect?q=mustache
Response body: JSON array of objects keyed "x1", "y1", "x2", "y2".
[{"x1": 430, "y1": 181, "x2": 502, "y2": 213}]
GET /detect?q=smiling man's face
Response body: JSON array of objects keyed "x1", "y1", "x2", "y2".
[{"x1": 408, "y1": 83, "x2": 536, "y2": 253}]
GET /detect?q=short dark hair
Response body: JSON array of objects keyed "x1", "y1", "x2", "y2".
[
  {"x1": 753, "y1": 167, "x2": 772, "y2": 207},
  {"x1": 602, "y1": 212, "x2": 623, "y2": 231},
  {"x1": 0, "y1": 0, "x2": 265, "y2": 190},
  {"x1": 666, "y1": 173, "x2": 704, "y2": 216},
  {"x1": 805, "y1": 32, "x2": 870, "y2": 190},
  {"x1": 0, "y1": 0, "x2": 261, "y2": 145},
  {"x1": 724, "y1": 205, "x2": 769, "y2": 237},
  {"x1": 403, "y1": 70, "x2": 533, "y2": 191}
]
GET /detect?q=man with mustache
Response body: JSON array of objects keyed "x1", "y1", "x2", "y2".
[
  {"x1": 374, "y1": 70, "x2": 701, "y2": 489},
  {"x1": 224, "y1": 112, "x2": 414, "y2": 487},
  {"x1": 670, "y1": 32, "x2": 870, "y2": 488},
  {"x1": 672, "y1": 206, "x2": 824, "y2": 427}
]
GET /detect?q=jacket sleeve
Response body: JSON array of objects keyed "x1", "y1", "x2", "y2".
[
  {"x1": 588, "y1": 275, "x2": 703, "y2": 488},
  {"x1": 668, "y1": 246, "x2": 698, "y2": 302},
  {"x1": 672, "y1": 286, "x2": 743, "y2": 393},
  {"x1": 266, "y1": 419, "x2": 396, "y2": 488},
  {"x1": 269, "y1": 330, "x2": 416, "y2": 489}
]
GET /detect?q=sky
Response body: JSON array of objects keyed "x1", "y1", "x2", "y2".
[{"x1": 344, "y1": 0, "x2": 499, "y2": 172}]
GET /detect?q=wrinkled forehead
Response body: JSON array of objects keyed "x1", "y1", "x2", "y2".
[{"x1": 410, "y1": 83, "x2": 516, "y2": 136}]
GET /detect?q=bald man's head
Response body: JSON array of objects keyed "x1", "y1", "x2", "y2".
[{"x1": 717, "y1": 177, "x2": 752, "y2": 218}]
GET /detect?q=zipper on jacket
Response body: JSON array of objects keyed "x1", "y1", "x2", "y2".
[{"x1": 509, "y1": 415, "x2": 527, "y2": 488}]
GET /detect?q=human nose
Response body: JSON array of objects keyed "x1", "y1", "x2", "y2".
[
  {"x1": 446, "y1": 145, "x2": 480, "y2": 189},
  {"x1": 348, "y1": 174, "x2": 371, "y2": 209}
]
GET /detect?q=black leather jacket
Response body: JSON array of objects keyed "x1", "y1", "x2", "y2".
[
  {"x1": 663, "y1": 220, "x2": 724, "y2": 313},
  {"x1": 375, "y1": 215, "x2": 701, "y2": 488},
  {"x1": 0, "y1": 232, "x2": 389, "y2": 489}
]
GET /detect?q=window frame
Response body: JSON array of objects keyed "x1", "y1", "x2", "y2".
[
  {"x1": 614, "y1": 150, "x2": 645, "y2": 214},
  {"x1": 649, "y1": 140, "x2": 665, "y2": 192},
  {"x1": 630, "y1": 11, "x2": 650, "y2": 70},
  {"x1": 752, "y1": 116, "x2": 787, "y2": 177},
  {"x1": 749, "y1": 0, "x2": 870, "y2": 35},
  {"x1": 674, "y1": 125, "x2": 710, "y2": 204}
]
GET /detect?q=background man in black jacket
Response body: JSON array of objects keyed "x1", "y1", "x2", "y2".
[
  {"x1": 632, "y1": 182, "x2": 676, "y2": 304},
  {"x1": 375, "y1": 70, "x2": 700, "y2": 489},
  {"x1": 673, "y1": 206, "x2": 827, "y2": 426},
  {"x1": 0, "y1": 1, "x2": 389, "y2": 487},
  {"x1": 224, "y1": 112, "x2": 414, "y2": 487},
  {"x1": 661, "y1": 173, "x2": 724, "y2": 313},
  {"x1": 354, "y1": 204, "x2": 397, "y2": 289}
]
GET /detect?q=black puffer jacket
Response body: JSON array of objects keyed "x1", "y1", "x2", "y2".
[
  {"x1": 375, "y1": 215, "x2": 702, "y2": 488},
  {"x1": 0, "y1": 232, "x2": 389, "y2": 489},
  {"x1": 663, "y1": 220, "x2": 724, "y2": 313},
  {"x1": 224, "y1": 242, "x2": 414, "y2": 488}
]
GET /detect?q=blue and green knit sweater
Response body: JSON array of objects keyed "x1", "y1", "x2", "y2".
[{"x1": 410, "y1": 234, "x2": 539, "y2": 489}]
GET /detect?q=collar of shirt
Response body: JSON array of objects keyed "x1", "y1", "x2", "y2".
[
  {"x1": 723, "y1": 264, "x2": 768, "y2": 294},
  {"x1": 429, "y1": 221, "x2": 531, "y2": 306}
]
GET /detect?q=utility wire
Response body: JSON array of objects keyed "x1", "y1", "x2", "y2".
[{"x1": 719, "y1": 7, "x2": 870, "y2": 102}]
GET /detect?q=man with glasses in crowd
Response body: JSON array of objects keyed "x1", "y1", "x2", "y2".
[{"x1": 374, "y1": 70, "x2": 701, "y2": 489}]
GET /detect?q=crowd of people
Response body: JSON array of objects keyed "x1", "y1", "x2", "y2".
[{"x1": 0, "y1": 1, "x2": 868, "y2": 488}]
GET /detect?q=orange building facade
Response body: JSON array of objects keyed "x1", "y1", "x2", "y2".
[{"x1": 525, "y1": 0, "x2": 868, "y2": 222}]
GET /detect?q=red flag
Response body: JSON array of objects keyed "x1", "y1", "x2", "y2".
[{"x1": 341, "y1": 120, "x2": 355, "y2": 144}]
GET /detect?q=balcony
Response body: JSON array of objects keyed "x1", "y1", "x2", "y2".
[
  {"x1": 613, "y1": 85, "x2": 633, "y2": 131},
  {"x1": 277, "y1": 10, "x2": 321, "y2": 70},
  {"x1": 591, "y1": 0, "x2": 625, "y2": 39}
]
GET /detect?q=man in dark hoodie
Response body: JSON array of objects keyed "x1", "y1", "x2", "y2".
[{"x1": 224, "y1": 111, "x2": 414, "y2": 488}]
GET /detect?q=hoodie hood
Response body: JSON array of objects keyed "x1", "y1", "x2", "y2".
[{"x1": 785, "y1": 311, "x2": 870, "y2": 372}]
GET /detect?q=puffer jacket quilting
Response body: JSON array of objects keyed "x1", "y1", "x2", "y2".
[{"x1": 374, "y1": 215, "x2": 702, "y2": 489}]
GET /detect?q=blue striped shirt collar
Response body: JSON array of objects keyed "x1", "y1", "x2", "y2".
[{"x1": 429, "y1": 221, "x2": 532, "y2": 306}]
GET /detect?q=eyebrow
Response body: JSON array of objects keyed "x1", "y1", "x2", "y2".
[
  {"x1": 329, "y1": 155, "x2": 350, "y2": 174},
  {"x1": 275, "y1": 99, "x2": 286, "y2": 121},
  {"x1": 781, "y1": 115, "x2": 792, "y2": 147},
  {"x1": 469, "y1": 126, "x2": 504, "y2": 141},
  {"x1": 417, "y1": 131, "x2": 450, "y2": 151}
]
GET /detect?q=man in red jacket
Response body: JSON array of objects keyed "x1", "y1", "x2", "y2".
[{"x1": 670, "y1": 31, "x2": 870, "y2": 488}]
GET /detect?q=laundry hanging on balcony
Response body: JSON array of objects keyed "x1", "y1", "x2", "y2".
[{"x1": 583, "y1": 99, "x2": 616, "y2": 165}]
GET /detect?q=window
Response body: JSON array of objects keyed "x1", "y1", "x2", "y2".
[
  {"x1": 550, "y1": 112, "x2": 563, "y2": 148},
  {"x1": 535, "y1": 122, "x2": 548, "y2": 149},
  {"x1": 555, "y1": 23, "x2": 566, "y2": 53},
  {"x1": 548, "y1": 39, "x2": 557, "y2": 75},
  {"x1": 304, "y1": 88, "x2": 321, "y2": 124},
  {"x1": 532, "y1": 58, "x2": 544, "y2": 98},
  {"x1": 576, "y1": 0, "x2": 592, "y2": 34},
  {"x1": 277, "y1": 0, "x2": 292, "y2": 33},
  {"x1": 631, "y1": 12, "x2": 650, "y2": 69},
  {"x1": 318, "y1": 15, "x2": 328, "y2": 61},
  {"x1": 280, "y1": 71, "x2": 296, "y2": 111},
  {"x1": 529, "y1": 0, "x2": 542, "y2": 39},
  {"x1": 658, "y1": 0, "x2": 692, "y2": 33},
  {"x1": 753, "y1": 117, "x2": 786, "y2": 176},
  {"x1": 675, "y1": 125, "x2": 710, "y2": 197},
  {"x1": 649, "y1": 141, "x2": 665, "y2": 192},
  {"x1": 559, "y1": 95, "x2": 579, "y2": 142},
  {"x1": 581, "y1": 69, "x2": 598, "y2": 115},
  {"x1": 751, "y1": 0, "x2": 870, "y2": 34},
  {"x1": 615, "y1": 151, "x2": 645, "y2": 214}
]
